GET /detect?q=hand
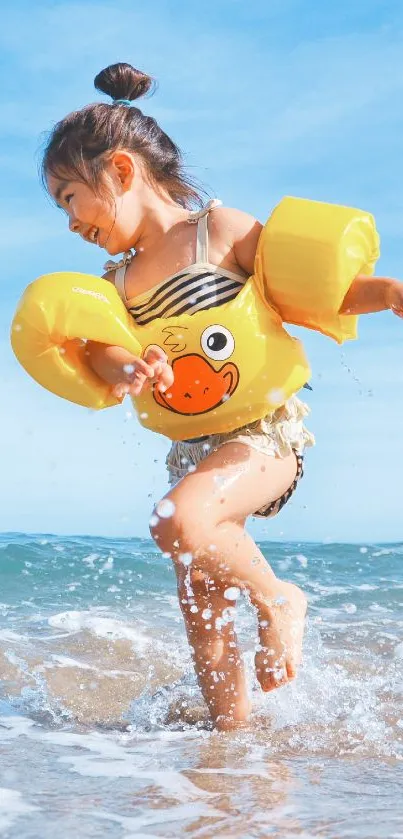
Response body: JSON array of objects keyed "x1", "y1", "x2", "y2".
[
  {"x1": 386, "y1": 280, "x2": 403, "y2": 319},
  {"x1": 113, "y1": 344, "x2": 174, "y2": 398}
]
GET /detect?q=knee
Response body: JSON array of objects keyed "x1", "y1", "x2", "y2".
[
  {"x1": 149, "y1": 496, "x2": 192, "y2": 554},
  {"x1": 150, "y1": 487, "x2": 220, "y2": 547}
]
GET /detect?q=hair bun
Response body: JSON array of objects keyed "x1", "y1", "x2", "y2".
[{"x1": 94, "y1": 62, "x2": 156, "y2": 102}]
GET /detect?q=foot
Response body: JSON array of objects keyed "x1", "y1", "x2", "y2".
[{"x1": 254, "y1": 581, "x2": 307, "y2": 692}]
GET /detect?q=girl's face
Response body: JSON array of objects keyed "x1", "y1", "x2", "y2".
[{"x1": 47, "y1": 152, "x2": 145, "y2": 255}]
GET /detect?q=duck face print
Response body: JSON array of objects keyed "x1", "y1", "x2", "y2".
[{"x1": 151, "y1": 324, "x2": 239, "y2": 416}]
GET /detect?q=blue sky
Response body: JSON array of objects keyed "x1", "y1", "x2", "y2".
[{"x1": 2, "y1": 0, "x2": 403, "y2": 541}]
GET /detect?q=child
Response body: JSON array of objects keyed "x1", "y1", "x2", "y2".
[{"x1": 42, "y1": 62, "x2": 403, "y2": 730}]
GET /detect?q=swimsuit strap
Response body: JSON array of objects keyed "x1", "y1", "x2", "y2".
[
  {"x1": 114, "y1": 264, "x2": 128, "y2": 303},
  {"x1": 188, "y1": 199, "x2": 222, "y2": 263},
  {"x1": 104, "y1": 251, "x2": 133, "y2": 303}
]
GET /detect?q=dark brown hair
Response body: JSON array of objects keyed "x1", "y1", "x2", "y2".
[{"x1": 42, "y1": 62, "x2": 203, "y2": 208}]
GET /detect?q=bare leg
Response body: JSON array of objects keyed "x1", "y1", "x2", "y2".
[
  {"x1": 151, "y1": 443, "x2": 307, "y2": 724},
  {"x1": 177, "y1": 566, "x2": 251, "y2": 730}
]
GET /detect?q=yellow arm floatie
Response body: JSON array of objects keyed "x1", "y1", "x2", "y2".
[
  {"x1": 254, "y1": 196, "x2": 380, "y2": 343},
  {"x1": 11, "y1": 272, "x2": 142, "y2": 409}
]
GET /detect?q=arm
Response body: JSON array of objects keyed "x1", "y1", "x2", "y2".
[
  {"x1": 208, "y1": 207, "x2": 263, "y2": 276},
  {"x1": 232, "y1": 213, "x2": 262, "y2": 276},
  {"x1": 339, "y1": 275, "x2": 403, "y2": 317},
  {"x1": 86, "y1": 342, "x2": 157, "y2": 396},
  {"x1": 86, "y1": 271, "x2": 173, "y2": 396}
]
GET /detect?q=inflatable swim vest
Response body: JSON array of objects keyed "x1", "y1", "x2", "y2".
[{"x1": 11, "y1": 197, "x2": 379, "y2": 441}]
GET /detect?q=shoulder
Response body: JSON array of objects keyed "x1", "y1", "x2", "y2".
[
  {"x1": 210, "y1": 206, "x2": 263, "y2": 275},
  {"x1": 209, "y1": 206, "x2": 262, "y2": 240},
  {"x1": 102, "y1": 269, "x2": 116, "y2": 284}
]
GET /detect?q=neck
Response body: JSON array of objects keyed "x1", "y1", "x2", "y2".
[{"x1": 130, "y1": 187, "x2": 190, "y2": 254}]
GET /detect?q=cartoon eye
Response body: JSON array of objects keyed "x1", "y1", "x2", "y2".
[{"x1": 200, "y1": 325, "x2": 235, "y2": 361}]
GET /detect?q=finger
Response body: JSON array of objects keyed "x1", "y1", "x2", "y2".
[
  {"x1": 143, "y1": 345, "x2": 168, "y2": 365},
  {"x1": 128, "y1": 359, "x2": 156, "y2": 379},
  {"x1": 131, "y1": 369, "x2": 150, "y2": 395},
  {"x1": 155, "y1": 363, "x2": 175, "y2": 393},
  {"x1": 114, "y1": 373, "x2": 147, "y2": 397},
  {"x1": 112, "y1": 383, "x2": 130, "y2": 398}
]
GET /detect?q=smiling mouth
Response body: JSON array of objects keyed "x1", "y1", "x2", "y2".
[{"x1": 86, "y1": 227, "x2": 99, "y2": 244}]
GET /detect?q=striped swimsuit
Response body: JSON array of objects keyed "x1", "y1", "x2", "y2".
[{"x1": 109, "y1": 199, "x2": 246, "y2": 322}]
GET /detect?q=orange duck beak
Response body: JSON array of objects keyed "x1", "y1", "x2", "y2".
[{"x1": 153, "y1": 353, "x2": 239, "y2": 416}]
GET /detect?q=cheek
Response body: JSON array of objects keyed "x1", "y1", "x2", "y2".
[
  {"x1": 90, "y1": 196, "x2": 115, "y2": 227},
  {"x1": 119, "y1": 197, "x2": 140, "y2": 231}
]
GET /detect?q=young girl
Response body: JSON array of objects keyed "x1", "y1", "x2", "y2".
[{"x1": 43, "y1": 62, "x2": 403, "y2": 730}]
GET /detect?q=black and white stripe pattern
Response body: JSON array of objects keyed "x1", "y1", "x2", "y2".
[
  {"x1": 256, "y1": 454, "x2": 304, "y2": 518},
  {"x1": 127, "y1": 267, "x2": 245, "y2": 325}
]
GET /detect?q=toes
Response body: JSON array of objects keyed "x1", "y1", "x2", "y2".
[
  {"x1": 271, "y1": 666, "x2": 289, "y2": 689},
  {"x1": 286, "y1": 661, "x2": 297, "y2": 680},
  {"x1": 257, "y1": 673, "x2": 278, "y2": 693},
  {"x1": 255, "y1": 658, "x2": 290, "y2": 692},
  {"x1": 260, "y1": 678, "x2": 286, "y2": 693}
]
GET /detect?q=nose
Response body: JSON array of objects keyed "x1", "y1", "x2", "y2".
[{"x1": 68, "y1": 214, "x2": 80, "y2": 234}]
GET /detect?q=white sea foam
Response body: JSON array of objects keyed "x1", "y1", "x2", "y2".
[
  {"x1": 46, "y1": 654, "x2": 144, "y2": 678},
  {"x1": 0, "y1": 717, "x2": 212, "y2": 801},
  {"x1": 0, "y1": 630, "x2": 25, "y2": 642},
  {"x1": 48, "y1": 611, "x2": 150, "y2": 651},
  {"x1": 0, "y1": 788, "x2": 38, "y2": 831},
  {"x1": 92, "y1": 802, "x2": 223, "y2": 833}
]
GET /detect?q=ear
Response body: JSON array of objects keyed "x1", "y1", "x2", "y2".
[{"x1": 109, "y1": 151, "x2": 136, "y2": 193}]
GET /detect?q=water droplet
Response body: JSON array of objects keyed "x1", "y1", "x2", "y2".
[
  {"x1": 224, "y1": 586, "x2": 240, "y2": 601},
  {"x1": 222, "y1": 606, "x2": 236, "y2": 623},
  {"x1": 123, "y1": 363, "x2": 135, "y2": 374},
  {"x1": 156, "y1": 498, "x2": 176, "y2": 519},
  {"x1": 273, "y1": 596, "x2": 288, "y2": 606},
  {"x1": 268, "y1": 387, "x2": 285, "y2": 404},
  {"x1": 343, "y1": 603, "x2": 357, "y2": 614}
]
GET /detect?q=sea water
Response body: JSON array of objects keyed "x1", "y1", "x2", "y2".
[{"x1": 0, "y1": 533, "x2": 402, "y2": 838}]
